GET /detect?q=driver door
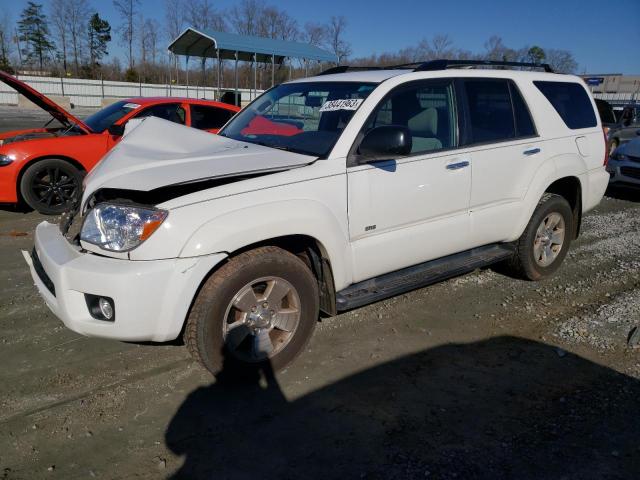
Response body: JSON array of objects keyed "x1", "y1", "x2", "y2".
[{"x1": 347, "y1": 80, "x2": 472, "y2": 282}]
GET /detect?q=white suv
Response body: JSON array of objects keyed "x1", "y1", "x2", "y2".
[{"x1": 24, "y1": 60, "x2": 609, "y2": 374}]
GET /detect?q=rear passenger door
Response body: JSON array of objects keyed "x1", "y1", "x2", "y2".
[
  {"x1": 460, "y1": 78, "x2": 542, "y2": 245},
  {"x1": 189, "y1": 104, "x2": 236, "y2": 133},
  {"x1": 348, "y1": 79, "x2": 472, "y2": 282}
]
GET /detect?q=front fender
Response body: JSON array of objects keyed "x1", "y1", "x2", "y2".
[
  {"x1": 179, "y1": 199, "x2": 352, "y2": 290},
  {"x1": 508, "y1": 153, "x2": 586, "y2": 241}
]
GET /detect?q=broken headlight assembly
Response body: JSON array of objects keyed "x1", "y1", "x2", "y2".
[{"x1": 80, "y1": 203, "x2": 168, "y2": 252}]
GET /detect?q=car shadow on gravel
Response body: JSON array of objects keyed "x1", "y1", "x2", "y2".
[
  {"x1": 165, "y1": 336, "x2": 640, "y2": 480},
  {"x1": 606, "y1": 185, "x2": 640, "y2": 202}
]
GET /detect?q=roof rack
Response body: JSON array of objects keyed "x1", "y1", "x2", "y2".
[
  {"x1": 414, "y1": 59, "x2": 554, "y2": 73},
  {"x1": 318, "y1": 58, "x2": 554, "y2": 76}
]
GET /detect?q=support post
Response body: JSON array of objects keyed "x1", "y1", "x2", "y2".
[
  {"x1": 216, "y1": 49, "x2": 220, "y2": 101},
  {"x1": 304, "y1": 59, "x2": 308, "y2": 77},
  {"x1": 234, "y1": 51, "x2": 238, "y2": 105},
  {"x1": 253, "y1": 53, "x2": 257, "y2": 100},
  {"x1": 271, "y1": 54, "x2": 275, "y2": 87},
  {"x1": 289, "y1": 59, "x2": 292, "y2": 80},
  {"x1": 186, "y1": 56, "x2": 189, "y2": 97}
]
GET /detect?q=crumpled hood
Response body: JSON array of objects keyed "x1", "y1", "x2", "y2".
[{"x1": 84, "y1": 116, "x2": 316, "y2": 196}]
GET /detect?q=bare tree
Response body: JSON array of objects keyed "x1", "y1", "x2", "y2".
[
  {"x1": 0, "y1": 9, "x2": 14, "y2": 70},
  {"x1": 545, "y1": 48, "x2": 578, "y2": 73},
  {"x1": 50, "y1": 0, "x2": 69, "y2": 72},
  {"x1": 164, "y1": 0, "x2": 183, "y2": 81},
  {"x1": 258, "y1": 6, "x2": 298, "y2": 40},
  {"x1": 67, "y1": 0, "x2": 90, "y2": 74},
  {"x1": 113, "y1": 0, "x2": 140, "y2": 71},
  {"x1": 185, "y1": 0, "x2": 226, "y2": 83},
  {"x1": 430, "y1": 34, "x2": 454, "y2": 58},
  {"x1": 326, "y1": 16, "x2": 351, "y2": 65},
  {"x1": 228, "y1": 0, "x2": 263, "y2": 36},
  {"x1": 303, "y1": 22, "x2": 326, "y2": 47}
]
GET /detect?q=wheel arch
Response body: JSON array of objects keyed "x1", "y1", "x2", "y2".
[
  {"x1": 16, "y1": 154, "x2": 86, "y2": 203},
  {"x1": 544, "y1": 176, "x2": 582, "y2": 238}
]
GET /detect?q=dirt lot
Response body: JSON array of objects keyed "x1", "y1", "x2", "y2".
[{"x1": 1, "y1": 106, "x2": 639, "y2": 479}]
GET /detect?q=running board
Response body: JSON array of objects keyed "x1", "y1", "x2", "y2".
[{"x1": 335, "y1": 244, "x2": 514, "y2": 311}]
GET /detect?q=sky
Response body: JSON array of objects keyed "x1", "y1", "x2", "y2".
[{"x1": 2, "y1": 0, "x2": 639, "y2": 74}]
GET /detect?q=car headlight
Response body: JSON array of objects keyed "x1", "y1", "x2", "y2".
[
  {"x1": 80, "y1": 203, "x2": 168, "y2": 252},
  {"x1": 0, "y1": 154, "x2": 14, "y2": 166}
]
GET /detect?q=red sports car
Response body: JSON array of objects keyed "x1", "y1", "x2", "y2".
[{"x1": 0, "y1": 71, "x2": 240, "y2": 214}]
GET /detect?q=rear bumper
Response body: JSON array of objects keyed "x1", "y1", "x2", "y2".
[
  {"x1": 583, "y1": 167, "x2": 610, "y2": 212},
  {"x1": 606, "y1": 160, "x2": 640, "y2": 188},
  {"x1": 24, "y1": 221, "x2": 227, "y2": 342}
]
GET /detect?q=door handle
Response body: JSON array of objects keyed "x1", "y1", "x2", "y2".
[
  {"x1": 446, "y1": 160, "x2": 470, "y2": 170},
  {"x1": 523, "y1": 148, "x2": 541, "y2": 156}
]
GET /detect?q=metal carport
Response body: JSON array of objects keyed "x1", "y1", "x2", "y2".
[{"x1": 168, "y1": 28, "x2": 337, "y2": 102}]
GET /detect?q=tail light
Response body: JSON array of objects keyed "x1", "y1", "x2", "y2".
[{"x1": 603, "y1": 128, "x2": 609, "y2": 166}]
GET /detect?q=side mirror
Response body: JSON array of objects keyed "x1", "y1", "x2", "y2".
[
  {"x1": 108, "y1": 123, "x2": 125, "y2": 136},
  {"x1": 358, "y1": 125, "x2": 412, "y2": 162}
]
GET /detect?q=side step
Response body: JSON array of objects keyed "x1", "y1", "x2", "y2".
[{"x1": 335, "y1": 243, "x2": 514, "y2": 311}]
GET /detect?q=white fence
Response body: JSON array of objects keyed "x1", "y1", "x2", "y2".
[{"x1": 0, "y1": 75, "x2": 259, "y2": 108}]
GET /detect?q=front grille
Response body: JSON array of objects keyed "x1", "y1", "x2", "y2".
[
  {"x1": 627, "y1": 155, "x2": 640, "y2": 164},
  {"x1": 31, "y1": 248, "x2": 55, "y2": 296},
  {"x1": 620, "y1": 167, "x2": 640, "y2": 180}
]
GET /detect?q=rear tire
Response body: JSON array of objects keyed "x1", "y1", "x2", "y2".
[
  {"x1": 501, "y1": 193, "x2": 573, "y2": 281},
  {"x1": 184, "y1": 246, "x2": 319, "y2": 376},
  {"x1": 20, "y1": 159, "x2": 83, "y2": 215}
]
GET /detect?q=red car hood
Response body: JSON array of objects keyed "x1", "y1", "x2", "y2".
[{"x1": 0, "y1": 71, "x2": 92, "y2": 133}]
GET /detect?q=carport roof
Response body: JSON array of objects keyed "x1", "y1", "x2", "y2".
[{"x1": 168, "y1": 27, "x2": 337, "y2": 63}]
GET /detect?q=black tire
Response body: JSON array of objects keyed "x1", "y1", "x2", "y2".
[
  {"x1": 501, "y1": 193, "x2": 573, "y2": 281},
  {"x1": 184, "y1": 246, "x2": 319, "y2": 375},
  {"x1": 20, "y1": 159, "x2": 83, "y2": 215}
]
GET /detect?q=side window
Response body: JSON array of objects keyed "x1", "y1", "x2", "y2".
[
  {"x1": 365, "y1": 82, "x2": 457, "y2": 154},
  {"x1": 135, "y1": 103, "x2": 186, "y2": 125},
  {"x1": 509, "y1": 82, "x2": 536, "y2": 137},
  {"x1": 190, "y1": 105, "x2": 235, "y2": 130},
  {"x1": 533, "y1": 81, "x2": 597, "y2": 129},
  {"x1": 464, "y1": 79, "x2": 515, "y2": 144}
]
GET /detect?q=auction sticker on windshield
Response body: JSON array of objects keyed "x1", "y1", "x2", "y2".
[
  {"x1": 123, "y1": 103, "x2": 141, "y2": 109},
  {"x1": 319, "y1": 98, "x2": 364, "y2": 112}
]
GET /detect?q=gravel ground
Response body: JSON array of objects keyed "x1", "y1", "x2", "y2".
[{"x1": 1, "y1": 106, "x2": 640, "y2": 479}]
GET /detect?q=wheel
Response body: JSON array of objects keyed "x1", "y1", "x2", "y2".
[
  {"x1": 501, "y1": 193, "x2": 573, "y2": 281},
  {"x1": 609, "y1": 138, "x2": 619, "y2": 155},
  {"x1": 184, "y1": 246, "x2": 319, "y2": 375},
  {"x1": 20, "y1": 159, "x2": 83, "y2": 215}
]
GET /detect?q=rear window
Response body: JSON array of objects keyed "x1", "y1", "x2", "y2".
[
  {"x1": 534, "y1": 81, "x2": 597, "y2": 129},
  {"x1": 190, "y1": 105, "x2": 235, "y2": 130}
]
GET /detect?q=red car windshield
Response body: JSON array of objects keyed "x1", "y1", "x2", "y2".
[
  {"x1": 83, "y1": 101, "x2": 141, "y2": 132},
  {"x1": 220, "y1": 82, "x2": 376, "y2": 157}
]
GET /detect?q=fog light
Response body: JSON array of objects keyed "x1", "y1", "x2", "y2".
[
  {"x1": 99, "y1": 297, "x2": 114, "y2": 320},
  {"x1": 85, "y1": 294, "x2": 115, "y2": 321}
]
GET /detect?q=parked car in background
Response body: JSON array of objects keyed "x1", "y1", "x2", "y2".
[
  {"x1": 607, "y1": 136, "x2": 640, "y2": 188},
  {"x1": 0, "y1": 71, "x2": 240, "y2": 214},
  {"x1": 24, "y1": 59, "x2": 609, "y2": 375},
  {"x1": 607, "y1": 103, "x2": 640, "y2": 154}
]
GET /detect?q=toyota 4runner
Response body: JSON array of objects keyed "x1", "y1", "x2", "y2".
[{"x1": 24, "y1": 60, "x2": 610, "y2": 374}]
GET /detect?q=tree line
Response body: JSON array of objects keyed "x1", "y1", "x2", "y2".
[{"x1": 0, "y1": 0, "x2": 579, "y2": 90}]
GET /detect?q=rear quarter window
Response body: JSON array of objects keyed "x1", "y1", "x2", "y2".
[{"x1": 534, "y1": 81, "x2": 597, "y2": 129}]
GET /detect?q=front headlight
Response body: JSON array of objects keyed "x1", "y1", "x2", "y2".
[
  {"x1": 80, "y1": 203, "x2": 168, "y2": 252},
  {"x1": 0, "y1": 154, "x2": 14, "y2": 166}
]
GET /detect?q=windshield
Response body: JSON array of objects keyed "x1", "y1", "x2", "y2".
[
  {"x1": 83, "y1": 101, "x2": 141, "y2": 132},
  {"x1": 220, "y1": 81, "x2": 376, "y2": 157}
]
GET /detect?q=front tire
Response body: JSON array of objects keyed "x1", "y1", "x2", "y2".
[
  {"x1": 502, "y1": 193, "x2": 573, "y2": 281},
  {"x1": 184, "y1": 246, "x2": 319, "y2": 375},
  {"x1": 20, "y1": 159, "x2": 83, "y2": 215}
]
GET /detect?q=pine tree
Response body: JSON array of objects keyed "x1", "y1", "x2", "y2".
[
  {"x1": 18, "y1": 2, "x2": 55, "y2": 70},
  {"x1": 87, "y1": 13, "x2": 111, "y2": 76}
]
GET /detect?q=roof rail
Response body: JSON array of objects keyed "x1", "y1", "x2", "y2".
[
  {"x1": 413, "y1": 59, "x2": 554, "y2": 73},
  {"x1": 318, "y1": 65, "x2": 385, "y2": 76},
  {"x1": 317, "y1": 59, "x2": 554, "y2": 77}
]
